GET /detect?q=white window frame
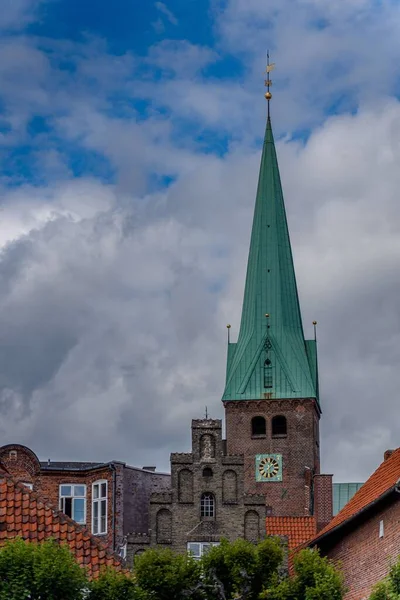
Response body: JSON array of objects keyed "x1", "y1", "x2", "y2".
[
  {"x1": 92, "y1": 480, "x2": 108, "y2": 535},
  {"x1": 200, "y1": 492, "x2": 215, "y2": 518},
  {"x1": 22, "y1": 482, "x2": 33, "y2": 490},
  {"x1": 59, "y1": 484, "x2": 87, "y2": 524},
  {"x1": 187, "y1": 541, "x2": 220, "y2": 559}
]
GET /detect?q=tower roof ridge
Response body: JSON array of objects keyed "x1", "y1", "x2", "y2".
[{"x1": 222, "y1": 113, "x2": 318, "y2": 403}]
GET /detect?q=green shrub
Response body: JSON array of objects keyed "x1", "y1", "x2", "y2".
[
  {"x1": 261, "y1": 548, "x2": 345, "y2": 600},
  {"x1": 133, "y1": 547, "x2": 203, "y2": 600},
  {"x1": 0, "y1": 537, "x2": 87, "y2": 600}
]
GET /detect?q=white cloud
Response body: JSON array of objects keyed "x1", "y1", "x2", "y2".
[
  {"x1": 2, "y1": 101, "x2": 400, "y2": 481},
  {"x1": 155, "y1": 2, "x2": 178, "y2": 26},
  {"x1": 2, "y1": 0, "x2": 400, "y2": 484}
]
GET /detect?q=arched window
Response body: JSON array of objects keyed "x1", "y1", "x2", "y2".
[
  {"x1": 178, "y1": 469, "x2": 193, "y2": 503},
  {"x1": 202, "y1": 467, "x2": 213, "y2": 478},
  {"x1": 272, "y1": 415, "x2": 287, "y2": 437},
  {"x1": 156, "y1": 509, "x2": 172, "y2": 544},
  {"x1": 200, "y1": 493, "x2": 215, "y2": 518},
  {"x1": 264, "y1": 359, "x2": 273, "y2": 388},
  {"x1": 244, "y1": 510, "x2": 260, "y2": 542},
  {"x1": 251, "y1": 416, "x2": 266, "y2": 437},
  {"x1": 223, "y1": 470, "x2": 237, "y2": 503}
]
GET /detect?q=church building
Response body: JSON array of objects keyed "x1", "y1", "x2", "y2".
[{"x1": 127, "y1": 86, "x2": 334, "y2": 561}]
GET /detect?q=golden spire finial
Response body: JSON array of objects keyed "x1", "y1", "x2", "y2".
[{"x1": 264, "y1": 51, "x2": 275, "y2": 117}]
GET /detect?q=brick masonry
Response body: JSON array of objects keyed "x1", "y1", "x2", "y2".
[
  {"x1": 317, "y1": 494, "x2": 400, "y2": 600},
  {"x1": 314, "y1": 474, "x2": 334, "y2": 531},
  {"x1": 0, "y1": 443, "x2": 170, "y2": 554},
  {"x1": 224, "y1": 398, "x2": 321, "y2": 517},
  {"x1": 127, "y1": 419, "x2": 266, "y2": 563}
]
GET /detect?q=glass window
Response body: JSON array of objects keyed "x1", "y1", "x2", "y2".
[
  {"x1": 187, "y1": 541, "x2": 219, "y2": 559},
  {"x1": 264, "y1": 359, "x2": 273, "y2": 388},
  {"x1": 200, "y1": 493, "x2": 215, "y2": 518},
  {"x1": 92, "y1": 481, "x2": 108, "y2": 535},
  {"x1": 59, "y1": 484, "x2": 86, "y2": 524}
]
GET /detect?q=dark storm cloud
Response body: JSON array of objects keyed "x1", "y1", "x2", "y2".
[{"x1": 2, "y1": 0, "x2": 400, "y2": 484}]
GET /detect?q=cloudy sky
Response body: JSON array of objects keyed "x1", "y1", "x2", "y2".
[{"x1": 1, "y1": 0, "x2": 400, "y2": 481}]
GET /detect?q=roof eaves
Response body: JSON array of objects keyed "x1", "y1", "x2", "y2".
[{"x1": 310, "y1": 485, "x2": 397, "y2": 546}]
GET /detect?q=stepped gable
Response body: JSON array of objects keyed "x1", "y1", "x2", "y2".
[{"x1": 0, "y1": 473, "x2": 126, "y2": 578}]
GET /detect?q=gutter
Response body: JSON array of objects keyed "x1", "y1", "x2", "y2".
[
  {"x1": 310, "y1": 485, "x2": 397, "y2": 547},
  {"x1": 109, "y1": 463, "x2": 117, "y2": 551}
]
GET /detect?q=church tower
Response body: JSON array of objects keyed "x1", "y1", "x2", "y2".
[{"x1": 223, "y1": 74, "x2": 321, "y2": 517}]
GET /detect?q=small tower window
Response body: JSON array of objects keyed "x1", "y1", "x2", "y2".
[
  {"x1": 264, "y1": 359, "x2": 273, "y2": 388},
  {"x1": 201, "y1": 493, "x2": 215, "y2": 518},
  {"x1": 272, "y1": 415, "x2": 287, "y2": 437},
  {"x1": 251, "y1": 416, "x2": 266, "y2": 437},
  {"x1": 202, "y1": 467, "x2": 213, "y2": 478}
]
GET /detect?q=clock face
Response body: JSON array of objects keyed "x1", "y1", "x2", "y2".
[{"x1": 255, "y1": 454, "x2": 282, "y2": 482}]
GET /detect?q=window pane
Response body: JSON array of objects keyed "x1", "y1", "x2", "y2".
[
  {"x1": 100, "y1": 483, "x2": 107, "y2": 498},
  {"x1": 74, "y1": 486, "x2": 86, "y2": 497},
  {"x1": 60, "y1": 486, "x2": 71, "y2": 497},
  {"x1": 93, "y1": 484, "x2": 99, "y2": 499},
  {"x1": 187, "y1": 543, "x2": 200, "y2": 557},
  {"x1": 64, "y1": 497, "x2": 72, "y2": 518},
  {"x1": 100, "y1": 516, "x2": 106, "y2": 534},
  {"x1": 93, "y1": 518, "x2": 98, "y2": 535},
  {"x1": 100, "y1": 499, "x2": 107, "y2": 517},
  {"x1": 73, "y1": 498, "x2": 85, "y2": 523}
]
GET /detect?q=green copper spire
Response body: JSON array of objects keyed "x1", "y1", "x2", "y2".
[{"x1": 222, "y1": 116, "x2": 318, "y2": 403}]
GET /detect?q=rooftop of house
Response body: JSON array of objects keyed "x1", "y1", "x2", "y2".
[
  {"x1": 311, "y1": 448, "x2": 400, "y2": 545},
  {"x1": 0, "y1": 473, "x2": 126, "y2": 578},
  {"x1": 266, "y1": 516, "x2": 317, "y2": 551}
]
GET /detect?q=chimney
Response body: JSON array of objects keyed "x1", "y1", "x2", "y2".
[
  {"x1": 384, "y1": 449, "x2": 395, "y2": 461},
  {"x1": 142, "y1": 466, "x2": 156, "y2": 472},
  {"x1": 314, "y1": 474, "x2": 333, "y2": 532}
]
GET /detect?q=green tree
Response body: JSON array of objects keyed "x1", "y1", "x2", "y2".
[
  {"x1": 369, "y1": 558, "x2": 400, "y2": 599},
  {"x1": 0, "y1": 537, "x2": 87, "y2": 600},
  {"x1": 261, "y1": 548, "x2": 345, "y2": 600},
  {"x1": 133, "y1": 547, "x2": 204, "y2": 600},
  {"x1": 88, "y1": 568, "x2": 146, "y2": 600},
  {"x1": 201, "y1": 537, "x2": 284, "y2": 599}
]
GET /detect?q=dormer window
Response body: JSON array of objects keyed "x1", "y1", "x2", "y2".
[{"x1": 264, "y1": 359, "x2": 273, "y2": 388}]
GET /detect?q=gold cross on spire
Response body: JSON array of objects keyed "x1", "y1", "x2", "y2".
[{"x1": 264, "y1": 51, "x2": 275, "y2": 116}]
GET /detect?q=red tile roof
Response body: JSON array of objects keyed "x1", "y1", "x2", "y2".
[
  {"x1": 312, "y1": 447, "x2": 400, "y2": 543},
  {"x1": 0, "y1": 474, "x2": 125, "y2": 578},
  {"x1": 266, "y1": 516, "x2": 317, "y2": 550}
]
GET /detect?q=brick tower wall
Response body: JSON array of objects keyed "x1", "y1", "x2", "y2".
[{"x1": 224, "y1": 398, "x2": 320, "y2": 517}]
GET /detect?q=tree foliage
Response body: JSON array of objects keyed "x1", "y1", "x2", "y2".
[
  {"x1": 88, "y1": 568, "x2": 145, "y2": 600},
  {"x1": 133, "y1": 547, "x2": 204, "y2": 600},
  {"x1": 369, "y1": 558, "x2": 400, "y2": 599},
  {"x1": 0, "y1": 537, "x2": 346, "y2": 600},
  {"x1": 261, "y1": 548, "x2": 345, "y2": 600},
  {"x1": 201, "y1": 537, "x2": 284, "y2": 599},
  {"x1": 0, "y1": 537, "x2": 87, "y2": 600}
]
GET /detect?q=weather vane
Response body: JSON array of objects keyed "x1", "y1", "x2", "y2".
[{"x1": 264, "y1": 51, "x2": 275, "y2": 117}]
